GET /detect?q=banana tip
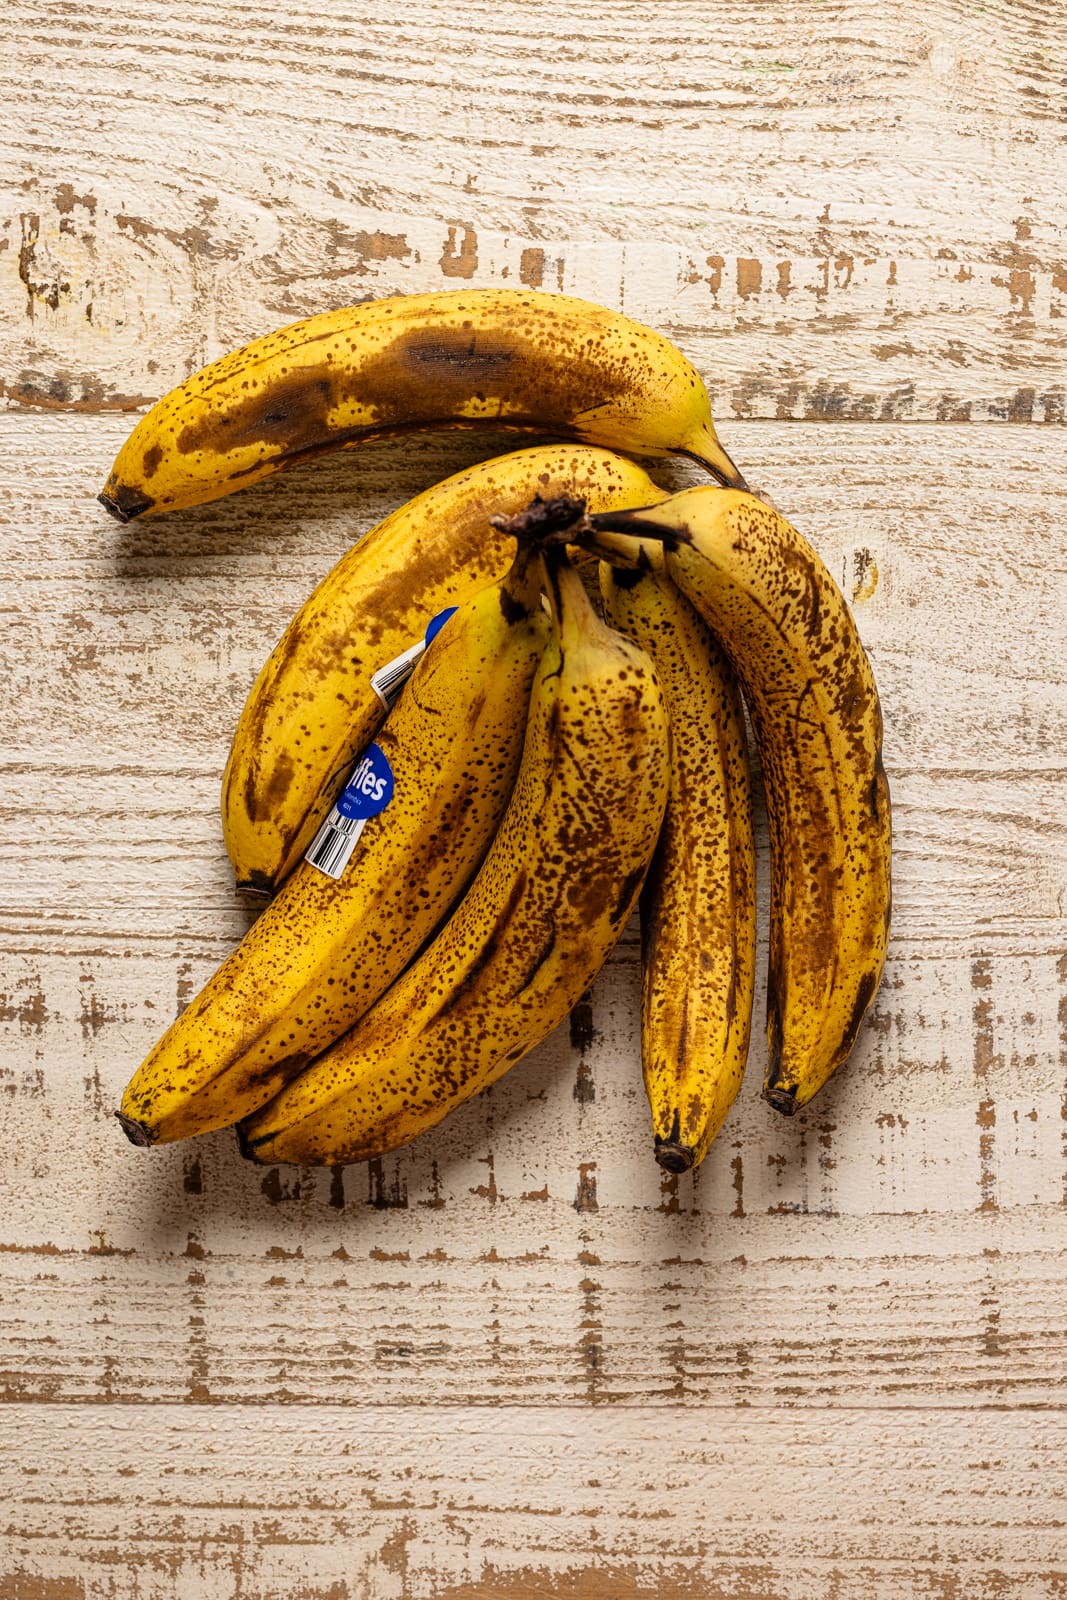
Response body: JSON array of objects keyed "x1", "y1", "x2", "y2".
[
  {"x1": 689, "y1": 454, "x2": 750, "y2": 494},
  {"x1": 679, "y1": 424, "x2": 750, "y2": 493},
  {"x1": 654, "y1": 1140, "x2": 695, "y2": 1174},
  {"x1": 235, "y1": 878, "x2": 274, "y2": 907},
  {"x1": 115, "y1": 1109, "x2": 153, "y2": 1147},
  {"x1": 764, "y1": 1086, "x2": 800, "y2": 1117},
  {"x1": 98, "y1": 485, "x2": 155, "y2": 522}
]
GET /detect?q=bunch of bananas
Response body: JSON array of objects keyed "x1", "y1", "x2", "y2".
[{"x1": 106, "y1": 288, "x2": 891, "y2": 1174}]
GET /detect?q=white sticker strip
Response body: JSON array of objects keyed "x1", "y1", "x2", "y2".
[
  {"x1": 369, "y1": 639, "x2": 426, "y2": 711},
  {"x1": 305, "y1": 813, "x2": 369, "y2": 879},
  {"x1": 368, "y1": 606, "x2": 459, "y2": 711}
]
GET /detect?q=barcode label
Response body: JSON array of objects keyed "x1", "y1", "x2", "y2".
[
  {"x1": 369, "y1": 606, "x2": 459, "y2": 711},
  {"x1": 305, "y1": 813, "x2": 369, "y2": 879},
  {"x1": 305, "y1": 743, "x2": 396, "y2": 880}
]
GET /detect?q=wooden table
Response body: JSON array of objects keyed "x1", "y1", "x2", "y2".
[{"x1": 3, "y1": 3, "x2": 1065, "y2": 1595}]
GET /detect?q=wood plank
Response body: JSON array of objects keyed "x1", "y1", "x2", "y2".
[
  {"x1": 2, "y1": 1, "x2": 1065, "y2": 423},
  {"x1": 3, "y1": 1404, "x2": 1067, "y2": 1598},
  {"x1": 2, "y1": 1187, "x2": 1067, "y2": 1409},
  {"x1": 5, "y1": 0, "x2": 1067, "y2": 1590}
]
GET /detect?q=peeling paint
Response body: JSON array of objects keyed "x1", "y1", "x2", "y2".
[{"x1": 440, "y1": 225, "x2": 478, "y2": 279}]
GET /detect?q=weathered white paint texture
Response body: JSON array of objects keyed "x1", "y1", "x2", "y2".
[
  {"x1": 2, "y1": 1, "x2": 1066, "y2": 1595},
  {"x1": 3, "y1": 1, "x2": 1066, "y2": 423}
]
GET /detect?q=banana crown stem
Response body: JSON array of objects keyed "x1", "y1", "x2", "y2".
[
  {"x1": 488, "y1": 494, "x2": 621, "y2": 651},
  {"x1": 589, "y1": 505, "x2": 693, "y2": 546},
  {"x1": 488, "y1": 493, "x2": 591, "y2": 549},
  {"x1": 575, "y1": 523, "x2": 667, "y2": 573}
]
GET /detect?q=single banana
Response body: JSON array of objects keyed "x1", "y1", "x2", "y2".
[
  {"x1": 239, "y1": 543, "x2": 670, "y2": 1168},
  {"x1": 600, "y1": 554, "x2": 756, "y2": 1171},
  {"x1": 116, "y1": 546, "x2": 549, "y2": 1147},
  {"x1": 583, "y1": 489, "x2": 891, "y2": 1115},
  {"x1": 97, "y1": 288, "x2": 746, "y2": 522},
  {"x1": 223, "y1": 445, "x2": 667, "y2": 896}
]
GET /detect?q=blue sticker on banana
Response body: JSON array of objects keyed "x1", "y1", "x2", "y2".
[
  {"x1": 370, "y1": 606, "x2": 460, "y2": 710},
  {"x1": 424, "y1": 605, "x2": 458, "y2": 646},
  {"x1": 336, "y1": 745, "x2": 395, "y2": 818},
  {"x1": 306, "y1": 744, "x2": 394, "y2": 879}
]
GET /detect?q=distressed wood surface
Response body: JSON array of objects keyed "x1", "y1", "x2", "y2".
[
  {"x1": 3, "y1": 1, "x2": 1066, "y2": 426},
  {"x1": 2, "y1": 418, "x2": 1066, "y2": 1596},
  {"x1": 3, "y1": 1, "x2": 1067, "y2": 1595},
  {"x1": 4, "y1": 1406, "x2": 1067, "y2": 1599}
]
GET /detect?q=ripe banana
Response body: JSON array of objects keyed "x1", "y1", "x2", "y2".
[
  {"x1": 223, "y1": 445, "x2": 667, "y2": 896},
  {"x1": 600, "y1": 554, "x2": 756, "y2": 1171},
  {"x1": 97, "y1": 289, "x2": 746, "y2": 522},
  {"x1": 583, "y1": 489, "x2": 891, "y2": 1114},
  {"x1": 116, "y1": 546, "x2": 549, "y2": 1146},
  {"x1": 239, "y1": 544, "x2": 671, "y2": 1167}
]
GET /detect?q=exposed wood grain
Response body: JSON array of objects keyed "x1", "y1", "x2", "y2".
[
  {"x1": 2, "y1": 1, "x2": 1066, "y2": 424},
  {"x1": 3, "y1": 2, "x2": 1067, "y2": 1591},
  {"x1": 3, "y1": 1404, "x2": 1067, "y2": 1598}
]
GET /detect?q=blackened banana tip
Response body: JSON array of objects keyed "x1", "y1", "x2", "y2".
[
  {"x1": 654, "y1": 1140, "x2": 695, "y2": 1174},
  {"x1": 98, "y1": 486, "x2": 155, "y2": 522},
  {"x1": 764, "y1": 1086, "x2": 800, "y2": 1117},
  {"x1": 235, "y1": 880, "x2": 273, "y2": 907},
  {"x1": 676, "y1": 445, "x2": 750, "y2": 494},
  {"x1": 115, "y1": 1109, "x2": 152, "y2": 1147},
  {"x1": 98, "y1": 492, "x2": 130, "y2": 523},
  {"x1": 708, "y1": 457, "x2": 750, "y2": 494}
]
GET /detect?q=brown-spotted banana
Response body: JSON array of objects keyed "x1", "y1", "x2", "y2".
[
  {"x1": 97, "y1": 288, "x2": 746, "y2": 522},
  {"x1": 238, "y1": 541, "x2": 671, "y2": 1167},
  {"x1": 600, "y1": 552, "x2": 757, "y2": 1171},
  {"x1": 223, "y1": 445, "x2": 667, "y2": 897},
  {"x1": 115, "y1": 545, "x2": 549, "y2": 1147},
  {"x1": 583, "y1": 488, "x2": 892, "y2": 1115}
]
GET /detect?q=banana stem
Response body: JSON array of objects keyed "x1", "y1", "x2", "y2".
[
  {"x1": 488, "y1": 493, "x2": 591, "y2": 548},
  {"x1": 488, "y1": 494, "x2": 680, "y2": 576},
  {"x1": 572, "y1": 523, "x2": 666, "y2": 572},
  {"x1": 539, "y1": 542, "x2": 610, "y2": 650},
  {"x1": 500, "y1": 538, "x2": 546, "y2": 620},
  {"x1": 589, "y1": 506, "x2": 691, "y2": 544}
]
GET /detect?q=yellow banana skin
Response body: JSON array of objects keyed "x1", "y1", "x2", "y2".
[
  {"x1": 239, "y1": 551, "x2": 671, "y2": 1168},
  {"x1": 116, "y1": 550, "x2": 548, "y2": 1146},
  {"x1": 587, "y1": 489, "x2": 891, "y2": 1115},
  {"x1": 223, "y1": 446, "x2": 667, "y2": 896},
  {"x1": 97, "y1": 288, "x2": 746, "y2": 522},
  {"x1": 601, "y1": 554, "x2": 756, "y2": 1170}
]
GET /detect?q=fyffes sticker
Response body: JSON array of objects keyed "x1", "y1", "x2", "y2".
[
  {"x1": 369, "y1": 605, "x2": 460, "y2": 711},
  {"x1": 305, "y1": 743, "x2": 395, "y2": 879},
  {"x1": 336, "y1": 744, "x2": 395, "y2": 818}
]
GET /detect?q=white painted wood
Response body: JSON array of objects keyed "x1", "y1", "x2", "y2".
[
  {"x1": 4, "y1": 1405, "x2": 1067, "y2": 1597},
  {"x1": 2, "y1": 0, "x2": 1066, "y2": 1591},
  {"x1": 2, "y1": 2, "x2": 1065, "y2": 424}
]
